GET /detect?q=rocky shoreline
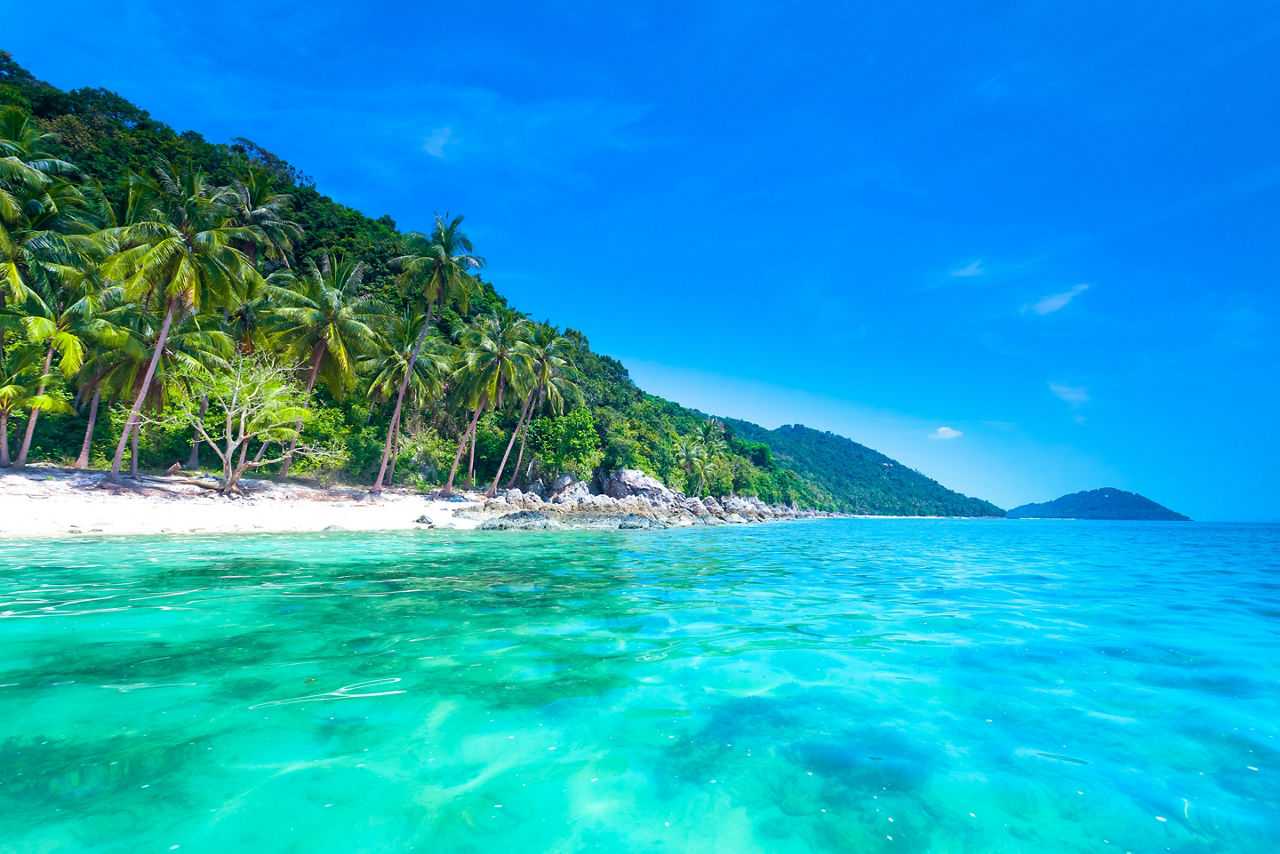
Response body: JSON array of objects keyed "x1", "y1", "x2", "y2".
[{"x1": 452, "y1": 469, "x2": 842, "y2": 531}]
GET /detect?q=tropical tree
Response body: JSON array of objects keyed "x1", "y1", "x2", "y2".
[
  {"x1": 91, "y1": 295, "x2": 233, "y2": 476},
  {"x1": 270, "y1": 250, "x2": 385, "y2": 479},
  {"x1": 222, "y1": 165, "x2": 302, "y2": 266},
  {"x1": 441, "y1": 310, "x2": 531, "y2": 496},
  {"x1": 371, "y1": 213, "x2": 483, "y2": 494},
  {"x1": 676, "y1": 435, "x2": 706, "y2": 495},
  {"x1": 10, "y1": 259, "x2": 122, "y2": 468},
  {"x1": 488, "y1": 321, "x2": 580, "y2": 496},
  {"x1": 154, "y1": 356, "x2": 329, "y2": 495},
  {"x1": 0, "y1": 346, "x2": 43, "y2": 468},
  {"x1": 97, "y1": 159, "x2": 260, "y2": 478},
  {"x1": 360, "y1": 309, "x2": 452, "y2": 484}
]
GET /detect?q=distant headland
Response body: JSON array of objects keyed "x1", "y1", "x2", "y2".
[{"x1": 1007, "y1": 488, "x2": 1190, "y2": 521}]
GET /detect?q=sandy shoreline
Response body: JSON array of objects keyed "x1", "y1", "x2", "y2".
[
  {"x1": 1, "y1": 466, "x2": 852, "y2": 539},
  {"x1": 0, "y1": 467, "x2": 483, "y2": 538}
]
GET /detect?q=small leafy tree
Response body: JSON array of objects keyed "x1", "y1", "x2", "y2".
[{"x1": 155, "y1": 355, "x2": 334, "y2": 494}]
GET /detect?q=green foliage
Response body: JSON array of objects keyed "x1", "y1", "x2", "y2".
[{"x1": 530, "y1": 407, "x2": 604, "y2": 482}]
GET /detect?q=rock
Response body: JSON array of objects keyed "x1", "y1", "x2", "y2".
[
  {"x1": 589, "y1": 493, "x2": 618, "y2": 509},
  {"x1": 550, "y1": 473, "x2": 577, "y2": 495},
  {"x1": 683, "y1": 497, "x2": 710, "y2": 517},
  {"x1": 724, "y1": 513, "x2": 748, "y2": 524},
  {"x1": 703, "y1": 496, "x2": 725, "y2": 515},
  {"x1": 602, "y1": 469, "x2": 678, "y2": 507},
  {"x1": 323, "y1": 524, "x2": 346, "y2": 531},
  {"x1": 617, "y1": 514, "x2": 655, "y2": 530},
  {"x1": 504, "y1": 488, "x2": 524, "y2": 505},
  {"x1": 551, "y1": 479, "x2": 591, "y2": 505},
  {"x1": 413, "y1": 515, "x2": 435, "y2": 527},
  {"x1": 478, "y1": 510, "x2": 563, "y2": 531}
]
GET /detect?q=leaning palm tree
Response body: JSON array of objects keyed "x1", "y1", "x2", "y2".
[
  {"x1": 270, "y1": 251, "x2": 385, "y2": 479},
  {"x1": 488, "y1": 321, "x2": 580, "y2": 496},
  {"x1": 0, "y1": 345, "x2": 42, "y2": 468},
  {"x1": 440, "y1": 311, "x2": 532, "y2": 497},
  {"x1": 11, "y1": 259, "x2": 122, "y2": 468},
  {"x1": 371, "y1": 213, "x2": 483, "y2": 494},
  {"x1": 97, "y1": 159, "x2": 259, "y2": 478},
  {"x1": 93, "y1": 295, "x2": 233, "y2": 477},
  {"x1": 361, "y1": 309, "x2": 453, "y2": 485}
]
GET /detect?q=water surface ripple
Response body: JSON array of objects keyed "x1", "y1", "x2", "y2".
[{"x1": 1, "y1": 520, "x2": 1277, "y2": 852}]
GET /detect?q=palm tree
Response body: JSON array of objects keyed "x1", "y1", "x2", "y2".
[
  {"x1": 270, "y1": 250, "x2": 385, "y2": 479},
  {"x1": 223, "y1": 166, "x2": 302, "y2": 267},
  {"x1": 676, "y1": 435, "x2": 706, "y2": 496},
  {"x1": 94, "y1": 295, "x2": 233, "y2": 477},
  {"x1": 0, "y1": 345, "x2": 42, "y2": 468},
  {"x1": 11, "y1": 260, "x2": 122, "y2": 468},
  {"x1": 371, "y1": 213, "x2": 483, "y2": 494},
  {"x1": 360, "y1": 309, "x2": 452, "y2": 485},
  {"x1": 488, "y1": 322, "x2": 579, "y2": 496},
  {"x1": 97, "y1": 159, "x2": 259, "y2": 478},
  {"x1": 440, "y1": 310, "x2": 531, "y2": 497}
]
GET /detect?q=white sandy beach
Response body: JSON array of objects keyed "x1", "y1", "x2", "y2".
[{"x1": 0, "y1": 466, "x2": 483, "y2": 538}]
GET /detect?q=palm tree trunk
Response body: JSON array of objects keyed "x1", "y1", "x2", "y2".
[
  {"x1": 389, "y1": 428, "x2": 400, "y2": 486},
  {"x1": 14, "y1": 341, "x2": 56, "y2": 469},
  {"x1": 278, "y1": 341, "x2": 325, "y2": 481},
  {"x1": 466, "y1": 426, "x2": 477, "y2": 490},
  {"x1": 488, "y1": 388, "x2": 535, "y2": 497},
  {"x1": 112, "y1": 296, "x2": 178, "y2": 479},
  {"x1": 506, "y1": 405, "x2": 537, "y2": 489},
  {"x1": 0, "y1": 411, "x2": 11, "y2": 468},
  {"x1": 187, "y1": 394, "x2": 208, "y2": 470},
  {"x1": 130, "y1": 421, "x2": 141, "y2": 479},
  {"x1": 74, "y1": 386, "x2": 102, "y2": 469},
  {"x1": 371, "y1": 306, "x2": 433, "y2": 494},
  {"x1": 441, "y1": 398, "x2": 484, "y2": 497}
]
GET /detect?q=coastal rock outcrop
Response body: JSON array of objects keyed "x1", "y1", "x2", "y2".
[
  {"x1": 478, "y1": 510, "x2": 563, "y2": 531},
  {"x1": 603, "y1": 469, "x2": 678, "y2": 508}
]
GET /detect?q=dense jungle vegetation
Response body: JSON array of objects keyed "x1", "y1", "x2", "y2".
[{"x1": 0, "y1": 51, "x2": 1003, "y2": 515}]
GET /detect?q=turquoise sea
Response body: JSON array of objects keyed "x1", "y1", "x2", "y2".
[{"x1": 1, "y1": 520, "x2": 1277, "y2": 852}]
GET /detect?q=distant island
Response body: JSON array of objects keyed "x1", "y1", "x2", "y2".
[{"x1": 1007, "y1": 488, "x2": 1190, "y2": 521}]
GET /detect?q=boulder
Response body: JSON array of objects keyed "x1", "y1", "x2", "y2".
[
  {"x1": 703, "y1": 496, "x2": 725, "y2": 515},
  {"x1": 478, "y1": 510, "x2": 563, "y2": 531},
  {"x1": 603, "y1": 469, "x2": 678, "y2": 506},
  {"x1": 551, "y1": 479, "x2": 592, "y2": 505},
  {"x1": 504, "y1": 488, "x2": 524, "y2": 505}
]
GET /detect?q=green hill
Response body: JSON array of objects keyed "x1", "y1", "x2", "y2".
[
  {"x1": 1007, "y1": 488, "x2": 1189, "y2": 521},
  {"x1": 724, "y1": 421, "x2": 1005, "y2": 516}
]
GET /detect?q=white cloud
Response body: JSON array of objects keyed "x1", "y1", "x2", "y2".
[
  {"x1": 1023, "y1": 283, "x2": 1089, "y2": 315},
  {"x1": 423, "y1": 126, "x2": 454, "y2": 158},
  {"x1": 1049, "y1": 382, "x2": 1090, "y2": 406},
  {"x1": 928, "y1": 426, "x2": 963, "y2": 440},
  {"x1": 951, "y1": 260, "x2": 984, "y2": 277}
]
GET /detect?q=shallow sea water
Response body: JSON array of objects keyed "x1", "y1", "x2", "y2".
[{"x1": 1, "y1": 519, "x2": 1277, "y2": 852}]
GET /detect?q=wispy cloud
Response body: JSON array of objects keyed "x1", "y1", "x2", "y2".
[
  {"x1": 951, "y1": 260, "x2": 985, "y2": 278},
  {"x1": 928, "y1": 426, "x2": 963, "y2": 440},
  {"x1": 423, "y1": 126, "x2": 453, "y2": 158},
  {"x1": 1024, "y1": 284, "x2": 1089, "y2": 315},
  {"x1": 1049, "y1": 382, "x2": 1090, "y2": 406}
]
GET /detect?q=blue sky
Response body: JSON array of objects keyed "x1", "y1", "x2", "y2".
[{"x1": 6, "y1": 1, "x2": 1279, "y2": 520}]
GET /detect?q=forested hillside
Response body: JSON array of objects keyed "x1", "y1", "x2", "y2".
[
  {"x1": 1, "y1": 51, "x2": 1000, "y2": 514},
  {"x1": 726, "y1": 421, "x2": 1004, "y2": 516}
]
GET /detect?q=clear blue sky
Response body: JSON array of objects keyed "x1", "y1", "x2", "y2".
[{"x1": 7, "y1": 1, "x2": 1279, "y2": 520}]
